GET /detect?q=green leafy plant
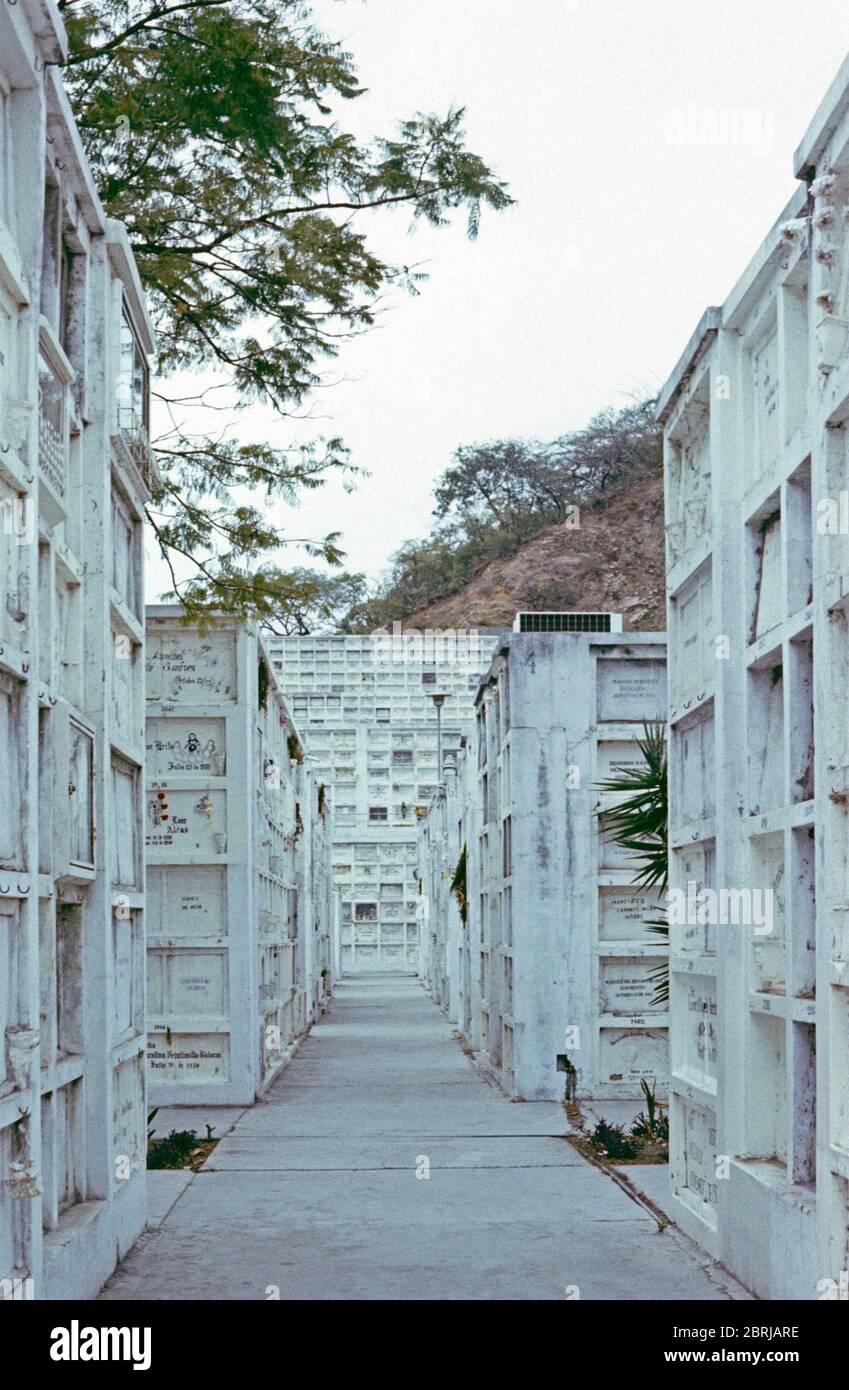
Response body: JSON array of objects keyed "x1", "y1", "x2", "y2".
[
  {"x1": 596, "y1": 721, "x2": 668, "y2": 1006},
  {"x1": 61, "y1": 1, "x2": 512, "y2": 623},
  {"x1": 344, "y1": 399, "x2": 661, "y2": 631},
  {"x1": 147, "y1": 1129, "x2": 202, "y2": 1169},
  {"x1": 257, "y1": 657, "x2": 270, "y2": 711},
  {"x1": 630, "y1": 1078, "x2": 669, "y2": 1142},
  {"x1": 588, "y1": 1118, "x2": 638, "y2": 1161},
  {"x1": 450, "y1": 845, "x2": 468, "y2": 924}
]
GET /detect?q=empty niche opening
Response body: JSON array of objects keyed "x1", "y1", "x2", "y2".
[
  {"x1": 747, "y1": 497, "x2": 782, "y2": 644},
  {"x1": 785, "y1": 460, "x2": 813, "y2": 615},
  {"x1": 56, "y1": 902, "x2": 84, "y2": 1056},
  {"x1": 747, "y1": 658, "x2": 784, "y2": 815},
  {"x1": 788, "y1": 630, "x2": 814, "y2": 804},
  {"x1": 789, "y1": 826, "x2": 816, "y2": 999},
  {"x1": 746, "y1": 1012, "x2": 787, "y2": 1167},
  {"x1": 790, "y1": 1021, "x2": 816, "y2": 1187},
  {"x1": 748, "y1": 831, "x2": 786, "y2": 995}
]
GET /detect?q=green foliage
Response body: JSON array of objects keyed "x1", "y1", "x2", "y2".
[
  {"x1": 596, "y1": 721, "x2": 667, "y2": 892},
  {"x1": 630, "y1": 1079, "x2": 669, "y2": 1142},
  {"x1": 257, "y1": 655, "x2": 269, "y2": 709},
  {"x1": 346, "y1": 398, "x2": 661, "y2": 630},
  {"x1": 450, "y1": 844, "x2": 467, "y2": 925},
  {"x1": 588, "y1": 1119, "x2": 638, "y2": 1161},
  {"x1": 147, "y1": 1128, "x2": 202, "y2": 1169},
  {"x1": 60, "y1": 1, "x2": 511, "y2": 621},
  {"x1": 596, "y1": 722, "x2": 669, "y2": 1006}
]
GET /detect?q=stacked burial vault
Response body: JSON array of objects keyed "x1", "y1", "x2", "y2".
[
  {"x1": 420, "y1": 52, "x2": 849, "y2": 1300},
  {"x1": 655, "y1": 50, "x2": 849, "y2": 1300},
  {"x1": 0, "y1": 3, "x2": 336, "y2": 1300},
  {"x1": 9, "y1": 0, "x2": 849, "y2": 1309},
  {"x1": 0, "y1": 1, "x2": 155, "y2": 1299},
  {"x1": 145, "y1": 609, "x2": 336, "y2": 1108},
  {"x1": 418, "y1": 619, "x2": 669, "y2": 1105}
]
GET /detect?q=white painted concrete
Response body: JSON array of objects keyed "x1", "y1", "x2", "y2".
[
  {"x1": 0, "y1": 0, "x2": 155, "y2": 1301},
  {"x1": 268, "y1": 630, "x2": 500, "y2": 973},
  {"x1": 658, "y1": 52, "x2": 849, "y2": 1299},
  {"x1": 99, "y1": 977, "x2": 747, "y2": 1301},
  {"x1": 145, "y1": 610, "x2": 335, "y2": 1107},
  {"x1": 419, "y1": 629, "x2": 668, "y2": 1105}
]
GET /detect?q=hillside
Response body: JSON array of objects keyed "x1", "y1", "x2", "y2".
[{"x1": 402, "y1": 472, "x2": 666, "y2": 632}]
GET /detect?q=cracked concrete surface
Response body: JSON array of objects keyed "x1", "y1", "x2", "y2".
[{"x1": 100, "y1": 977, "x2": 751, "y2": 1301}]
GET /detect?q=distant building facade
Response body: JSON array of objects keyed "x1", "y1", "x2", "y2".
[{"x1": 268, "y1": 627, "x2": 500, "y2": 972}]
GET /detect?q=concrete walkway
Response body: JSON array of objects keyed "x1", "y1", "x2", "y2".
[{"x1": 100, "y1": 977, "x2": 748, "y2": 1301}]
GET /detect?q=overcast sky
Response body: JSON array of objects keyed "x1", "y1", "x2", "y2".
[{"x1": 148, "y1": 0, "x2": 849, "y2": 595}]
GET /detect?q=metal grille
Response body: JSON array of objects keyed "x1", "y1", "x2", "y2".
[{"x1": 513, "y1": 612, "x2": 616, "y2": 633}]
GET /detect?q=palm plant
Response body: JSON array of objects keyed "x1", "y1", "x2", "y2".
[{"x1": 596, "y1": 722, "x2": 668, "y2": 1005}]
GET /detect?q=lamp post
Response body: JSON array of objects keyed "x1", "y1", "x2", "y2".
[{"x1": 431, "y1": 692, "x2": 446, "y2": 787}]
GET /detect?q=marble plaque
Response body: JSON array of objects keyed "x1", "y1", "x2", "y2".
[
  {"x1": 597, "y1": 740, "x2": 648, "y2": 781},
  {"x1": 600, "y1": 956, "x2": 664, "y2": 1015},
  {"x1": 145, "y1": 788, "x2": 227, "y2": 855},
  {"x1": 147, "y1": 865, "x2": 227, "y2": 938},
  {"x1": 147, "y1": 1032, "x2": 229, "y2": 1082},
  {"x1": 147, "y1": 631, "x2": 237, "y2": 704},
  {"x1": 673, "y1": 707, "x2": 715, "y2": 824},
  {"x1": 112, "y1": 636, "x2": 133, "y2": 742},
  {"x1": 671, "y1": 842, "x2": 717, "y2": 953},
  {"x1": 679, "y1": 1100, "x2": 718, "y2": 1211},
  {"x1": 111, "y1": 759, "x2": 139, "y2": 888},
  {"x1": 147, "y1": 948, "x2": 227, "y2": 1018},
  {"x1": 147, "y1": 718, "x2": 226, "y2": 776},
  {"x1": 597, "y1": 659, "x2": 666, "y2": 723},
  {"x1": 599, "y1": 1027, "x2": 667, "y2": 1085},
  {"x1": 598, "y1": 887, "x2": 659, "y2": 942},
  {"x1": 598, "y1": 827, "x2": 644, "y2": 871},
  {"x1": 753, "y1": 330, "x2": 779, "y2": 474},
  {"x1": 674, "y1": 568, "x2": 713, "y2": 701},
  {"x1": 112, "y1": 1055, "x2": 145, "y2": 1169},
  {"x1": 679, "y1": 974, "x2": 718, "y2": 1080}
]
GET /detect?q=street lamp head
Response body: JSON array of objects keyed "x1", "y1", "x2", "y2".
[{"x1": 430, "y1": 693, "x2": 447, "y2": 710}]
